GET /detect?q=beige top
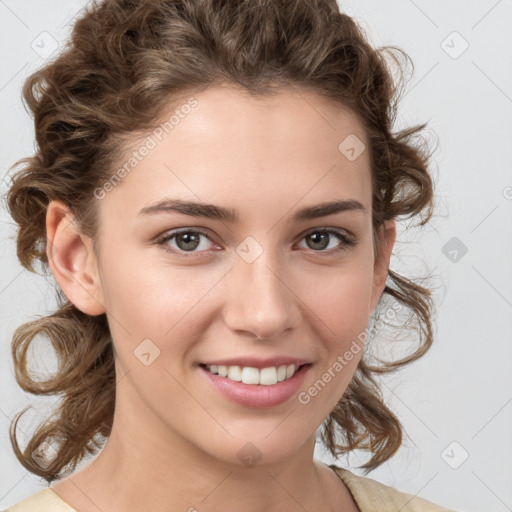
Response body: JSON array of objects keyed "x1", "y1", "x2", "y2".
[{"x1": 3, "y1": 464, "x2": 456, "y2": 511}]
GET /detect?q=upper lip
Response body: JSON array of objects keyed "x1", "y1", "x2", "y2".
[{"x1": 200, "y1": 357, "x2": 312, "y2": 369}]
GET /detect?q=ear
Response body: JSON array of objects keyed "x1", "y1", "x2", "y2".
[
  {"x1": 46, "y1": 200, "x2": 106, "y2": 316},
  {"x1": 369, "y1": 219, "x2": 396, "y2": 314}
]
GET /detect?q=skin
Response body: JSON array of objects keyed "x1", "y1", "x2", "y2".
[{"x1": 46, "y1": 84, "x2": 396, "y2": 512}]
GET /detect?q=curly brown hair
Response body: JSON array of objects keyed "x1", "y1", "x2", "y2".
[{"x1": 5, "y1": 0, "x2": 436, "y2": 484}]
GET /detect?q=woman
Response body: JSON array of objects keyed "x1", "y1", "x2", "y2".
[{"x1": 4, "y1": 0, "x2": 455, "y2": 510}]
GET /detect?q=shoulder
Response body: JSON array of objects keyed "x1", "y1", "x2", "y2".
[
  {"x1": 4, "y1": 488, "x2": 77, "y2": 512},
  {"x1": 329, "y1": 465, "x2": 458, "y2": 512}
]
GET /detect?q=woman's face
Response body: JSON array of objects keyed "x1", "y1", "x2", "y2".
[{"x1": 66, "y1": 84, "x2": 395, "y2": 467}]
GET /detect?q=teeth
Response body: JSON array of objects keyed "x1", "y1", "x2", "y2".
[
  {"x1": 205, "y1": 364, "x2": 300, "y2": 385},
  {"x1": 228, "y1": 366, "x2": 242, "y2": 381}
]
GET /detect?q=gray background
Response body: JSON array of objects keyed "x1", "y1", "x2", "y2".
[{"x1": 1, "y1": 1, "x2": 511, "y2": 511}]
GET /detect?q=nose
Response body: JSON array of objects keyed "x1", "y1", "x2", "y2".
[{"x1": 223, "y1": 251, "x2": 302, "y2": 340}]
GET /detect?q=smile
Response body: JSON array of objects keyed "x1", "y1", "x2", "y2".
[
  {"x1": 202, "y1": 363, "x2": 303, "y2": 385},
  {"x1": 199, "y1": 362, "x2": 312, "y2": 408}
]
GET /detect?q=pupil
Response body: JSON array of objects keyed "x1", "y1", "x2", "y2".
[
  {"x1": 178, "y1": 232, "x2": 199, "y2": 251},
  {"x1": 309, "y1": 232, "x2": 328, "y2": 250}
]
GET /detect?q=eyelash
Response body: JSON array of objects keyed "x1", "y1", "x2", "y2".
[{"x1": 155, "y1": 228, "x2": 356, "y2": 258}]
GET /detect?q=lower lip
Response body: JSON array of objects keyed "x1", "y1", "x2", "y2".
[{"x1": 199, "y1": 364, "x2": 312, "y2": 409}]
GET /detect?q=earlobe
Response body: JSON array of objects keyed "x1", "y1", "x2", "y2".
[
  {"x1": 46, "y1": 200, "x2": 106, "y2": 316},
  {"x1": 369, "y1": 219, "x2": 396, "y2": 314}
]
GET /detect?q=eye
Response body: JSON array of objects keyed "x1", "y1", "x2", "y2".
[
  {"x1": 296, "y1": 228, "x2": 355, "y2": 254},
  {"x1": 156, "y1": 227, "x2": 356, "y2": 257},
  {"x1": 156, "y1": 229, "x2": 217, "y2": 256}
]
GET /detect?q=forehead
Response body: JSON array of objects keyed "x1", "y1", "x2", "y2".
[
  {"x1": 100, "y1": 84, "x2": 372, "y2": 222},
  {"x1": 165, "y1": 83, "x2": 369, "y2": 153}
]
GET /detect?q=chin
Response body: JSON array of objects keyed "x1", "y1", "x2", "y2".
[{"x1": 198, "y1": 427, "x2": 314, "y2": 469}]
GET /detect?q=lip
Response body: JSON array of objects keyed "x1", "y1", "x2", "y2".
[
  {"x1": 200, "y1": 357, "x2": 311, "y2": 369},
  {"x1": 200, "y1": 363, "x2": 312, "y2": 409}
]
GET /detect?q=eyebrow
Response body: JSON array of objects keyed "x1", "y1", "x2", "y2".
[{"x1": 137, "y1": 198, "x2": 367, "y2": 223}]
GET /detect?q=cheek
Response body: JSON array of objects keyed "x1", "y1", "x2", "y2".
[
  {"x1": 304, "y1": 256, "x2": 374, "y2": 335},
  {"x1": 99, "y1": 245, "x2": 188, "y2": 327},
  {"x1": 98, "y1": 248, "x2": 221, "y2": 360},
  {"x1": 299, "y1": 252, "x2": 373, "y2": 393},
  {"x1": 296, "y1": 267, "x2": 372, "y2": 419}
]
